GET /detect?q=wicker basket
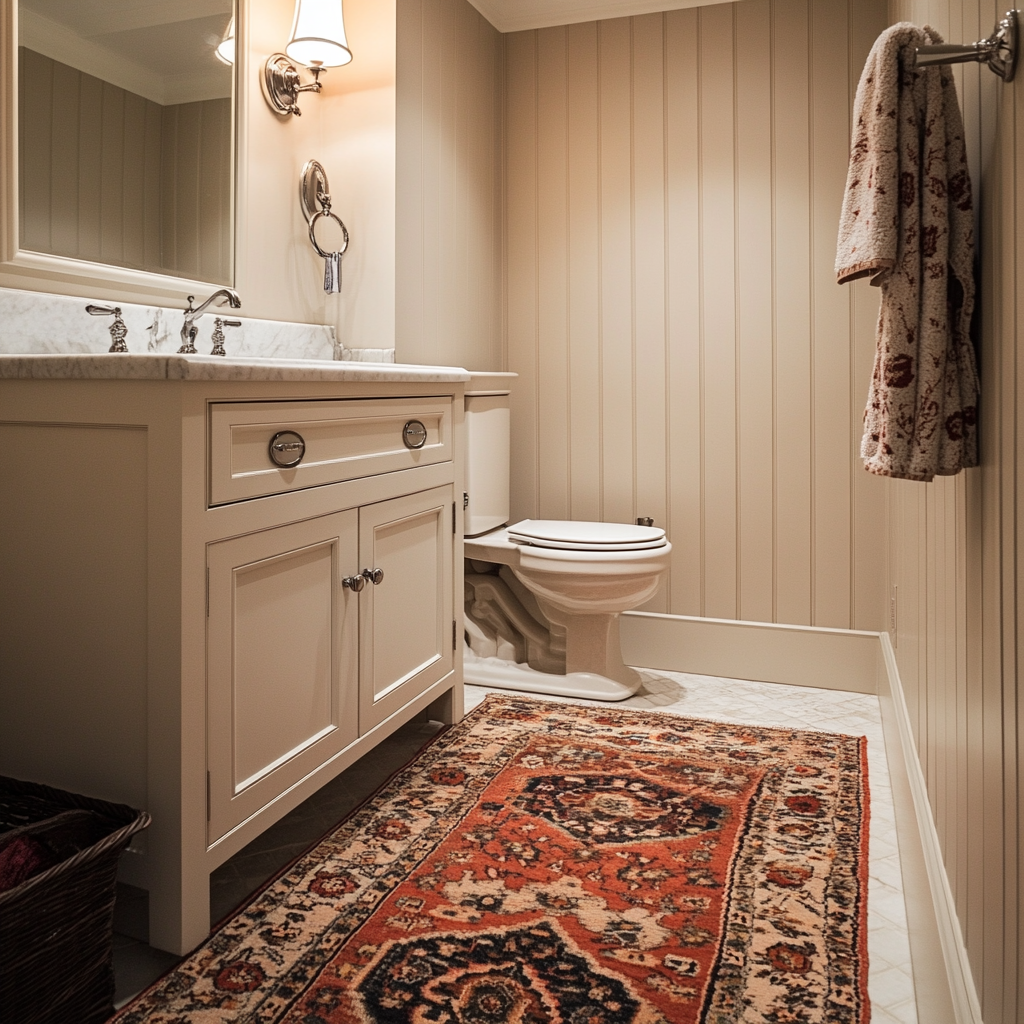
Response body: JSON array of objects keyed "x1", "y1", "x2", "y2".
[{"x1": 0, "y1": 776, "x2": 150, "y2": 1024}]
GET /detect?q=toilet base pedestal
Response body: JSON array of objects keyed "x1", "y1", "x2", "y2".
[
  {"x1": 535, "y1": 602, "x2": 639, "y2": 689},
  {"x1": 463, "y1": 649, "x2": 641, "y2": 701}
]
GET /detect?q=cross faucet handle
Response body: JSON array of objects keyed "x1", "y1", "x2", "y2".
[
  {"x1": 211, "y1": 318, "x2": 242, "y2": 357},
  {"x1": 85, "y1": 303, "x2": 129, "y2": 353}
]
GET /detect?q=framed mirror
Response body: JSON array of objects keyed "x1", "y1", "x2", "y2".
[{"x1": 0, "y1": 0, "x2": 237, "y2": 299}]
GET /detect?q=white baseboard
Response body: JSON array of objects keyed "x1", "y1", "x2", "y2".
[
  {"x1": 876, "y1": 634, "x2": 982, "y2": 1024},
  {"x1": 620, "y1": 610, "x2": 880, "y2": 693},
  {"x1": 618, "y1": 609, "x2": 980, "y2": 1024}
]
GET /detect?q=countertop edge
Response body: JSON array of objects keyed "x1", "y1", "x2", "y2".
[{"x1": 0, "y1": 354, "x2": 472, "y2": 384}]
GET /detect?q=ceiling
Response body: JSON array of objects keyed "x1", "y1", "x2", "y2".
[
  {"x1": 19, "y1": 0, "x2": 232, "y2": 104},
  {"x1": 464, "y1": 0, "x2": 738, "y2": 33}
]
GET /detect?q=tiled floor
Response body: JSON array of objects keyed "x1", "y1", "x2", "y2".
[{"x1": 113, "y1": 671, "x2": 917, "y2": 1024}]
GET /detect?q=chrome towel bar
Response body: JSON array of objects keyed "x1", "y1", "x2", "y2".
[{"x1": 915, "y1": 9, "x2": 1018, "y2": 81}]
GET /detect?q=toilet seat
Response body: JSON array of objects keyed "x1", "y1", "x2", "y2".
[{"x1": 507, "y1": 519, "x2": 667, "y2": 552}]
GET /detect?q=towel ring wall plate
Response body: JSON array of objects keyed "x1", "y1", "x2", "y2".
[{"x1": 300, "y1": 160, "x2": 329, "y2": 224}]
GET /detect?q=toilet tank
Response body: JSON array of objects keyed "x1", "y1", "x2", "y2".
[{"x1": 465, "y1": 372, "x2": 517, "y2": 536}]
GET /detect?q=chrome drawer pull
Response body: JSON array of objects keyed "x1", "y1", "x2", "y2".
[
  {"x1": 342, "y1": 574, "x2": 366, "y2": 592},
  {"x1": 402, "y1": 419, "x2": 427, "y2": 449},
  {"x1": 361, "y1": 567, "x2": 384, "y2": 585},
  {"x1": 268, "y1": 430, "x2": 305, "y2": 468}
]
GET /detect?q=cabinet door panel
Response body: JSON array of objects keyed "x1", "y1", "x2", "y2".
[
  {"x1": 359, "y1": 485, "x2": 453, "y2": 731},
  {"x1": 208, "y1": 511, "x2": 359, "y2": 843}
]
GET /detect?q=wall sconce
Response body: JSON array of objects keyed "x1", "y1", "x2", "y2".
[
  {"x1": 215, "y1": 16, "x2": 235, "y2": 65},
  {"x1": 262, "y1": 0, "x2": 352, "y2": 117}
]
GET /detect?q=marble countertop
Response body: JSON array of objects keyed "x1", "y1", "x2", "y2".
[{"x1": 0, "y1": 353, "x2": 471, "y2": 383}]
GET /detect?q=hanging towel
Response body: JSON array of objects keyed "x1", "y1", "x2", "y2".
[{"x1": 836, "y1": 24, "x2": 978, "y2": 482}]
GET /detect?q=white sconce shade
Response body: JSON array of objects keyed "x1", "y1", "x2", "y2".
[
  {"x1": 286, "y1": 0, "x2": 352, "y2": 68},
  {"x1": 215, "y1": 16, "x2": 235, "y2": 65}
]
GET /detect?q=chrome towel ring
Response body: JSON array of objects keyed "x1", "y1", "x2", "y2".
[
  {"x1": 308, "y1": 201, "x2": 350, "y2": 260},
  {"x1": 300, "y1": 159, "x2": 350, "y2": 293}
]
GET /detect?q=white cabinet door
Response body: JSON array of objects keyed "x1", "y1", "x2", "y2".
[
  {"x1": 207, "y1": 511, "x2": 359, "y2": 843},
  {"x1": 358, "y1": 485, "x2": 454, "y2": 731}
]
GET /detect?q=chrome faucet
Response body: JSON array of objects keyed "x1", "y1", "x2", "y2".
[{"x1": 178, "y1": 289, "x2": 241, "y2": 354}]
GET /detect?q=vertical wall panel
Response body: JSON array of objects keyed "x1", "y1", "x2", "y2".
[
  {"x1": 887, "y1": 0, "x2": 1023, "y2": 1018},
  {"x1": 631, "y1": 14, "x2": 668, "y2": 614},
  {"x1": 121, "y1": 92, "x2": 146, "y2": 271},
  {"x1": 77, "y1": 73, "x2": 103, "y2": 265},
  {"x1": 505, "y1": 31, "x2": 540, "y2": 522},
  {"x1": 734, "y1": 0, "x2": 775, "y2": 623},
  {"x1": 810, "y1": 0, "x2": 854, "y2": 628},
  {"x1": 395, "y1": 0, "x2": 503, "y2": 371},
  {"x1": 504, "y1": 0, "x2": 886, "y2": 628},
  {"x1": 698, "y1": 5, "x2": 739, "y2": 619},
  {"x1": 849, "y1": 0, "x2": 889, "y2": 633},
  {"x1": 597, "y1": 19, "x2": 635, "y2": 528},
  {"x1": 19, "y1": 47, "x2": 52, "y2": 255},
  {"x1": 664, "y1": 9, "x2": 703, "y2": 616},
  {"x1": 566, "y1": 23, "x2": 602, "y2": 524},
  {"x1": 99, "y1": 82, "x2": 124, "y2": 266},
  {"x1": 160, "y1": 106, "x2": 178, "y2": 273},
  {"x1": 537, "y1": 28, "x2": 570, "y2": 521},
  {"x1": 50, "y1": 59, "x2": 80, "y2": 258},
  {"x1": 771, "y1": 0, "x2": 813, "y2": 625},
  {"x1": 143, "y1": 101, "x2": 162, "y2": 272},
  {"x1": 170, "y1": 102, "x2": 201, "y2": 279}
]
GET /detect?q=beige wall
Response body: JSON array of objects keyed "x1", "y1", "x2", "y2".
[
  {"x1": 502, "y1": 0, "x2": 888, "y2": 626},
  {"x1": 886, "y1": 1, "x2": 1022, "y2": 1020},
  {"x1": 395, "y1": 0, "x2": 504, "y2": 369},
  {"x1": 238, "y1": 0, "x2": 397, "y2": 346}
]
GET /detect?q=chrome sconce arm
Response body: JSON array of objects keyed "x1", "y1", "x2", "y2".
[{"x1": 262, "y1": 55, "x2": 327, "y2": 117}]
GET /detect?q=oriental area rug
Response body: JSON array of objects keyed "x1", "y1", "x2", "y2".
[{"x1": 115, "y1": 694, "x2": 870, "y2": 1024}]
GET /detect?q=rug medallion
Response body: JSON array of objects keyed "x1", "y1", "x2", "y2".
[{"x1": 115, "y1": 695, "x2": 869, "y2": 1024}]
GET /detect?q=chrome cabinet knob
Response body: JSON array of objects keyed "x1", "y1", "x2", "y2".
[
  {"x1": 343, "y1": 574, "x2": 366, "y2": 592},
  {"x1": 361, "y1": 567, "x2": 384, "y2": 585},
  {"x1": 268, "y1": 430, "x2": 305, "y2": 467},
  {"x1": 402, "y1": 419, "x2": 427, "y2": 449}
]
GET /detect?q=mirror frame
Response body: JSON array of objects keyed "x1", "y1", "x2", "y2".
[{"x1": 0, "y1": 0, "x2": 244, "y2": 305}]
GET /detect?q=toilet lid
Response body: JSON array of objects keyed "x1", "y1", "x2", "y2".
[{"x1": 507, "y1": 519, "x2": 667, "y2": 552}]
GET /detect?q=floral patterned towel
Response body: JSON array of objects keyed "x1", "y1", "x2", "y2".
[{"x1": 836, "y1": 23, "x2": 978, "y2": 482}]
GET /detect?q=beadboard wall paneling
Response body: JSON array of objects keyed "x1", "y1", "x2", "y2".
[
  {"x1": 886, "y1": 1, "x2": 1022, "y2": 1021},
  {"x1": 395, "y1": 0, "x2": 503, "y2": 370},
  {"x1": 159, "y1": 99, "x2": 232, "y2": 285},
  {"x1": 18, "y1": 48, "x2": 231, "y2": 284},
  {"x1": 503, "y1": 0, "x2": 887, "y2": 628}
]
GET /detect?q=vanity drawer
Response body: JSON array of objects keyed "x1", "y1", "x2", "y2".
[{"x1": 209, "y1": 397, "x2": 452, "y2": 505}]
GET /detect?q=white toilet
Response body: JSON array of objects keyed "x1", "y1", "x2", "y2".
[{"x1": 463, "y1": 372, "x2": 671, "y2": 701}]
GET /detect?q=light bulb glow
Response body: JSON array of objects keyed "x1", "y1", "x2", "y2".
[
  {"x1": 285, "y1": 0, "x2": 352, "y2": 68},
  {"x1": 215, "y1": 16, "x2": 235, "y2": 65}
]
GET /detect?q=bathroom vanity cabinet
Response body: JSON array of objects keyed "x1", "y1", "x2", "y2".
[{"x1": 0, "y1": 355, "x2": 467, "y2": 955}]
